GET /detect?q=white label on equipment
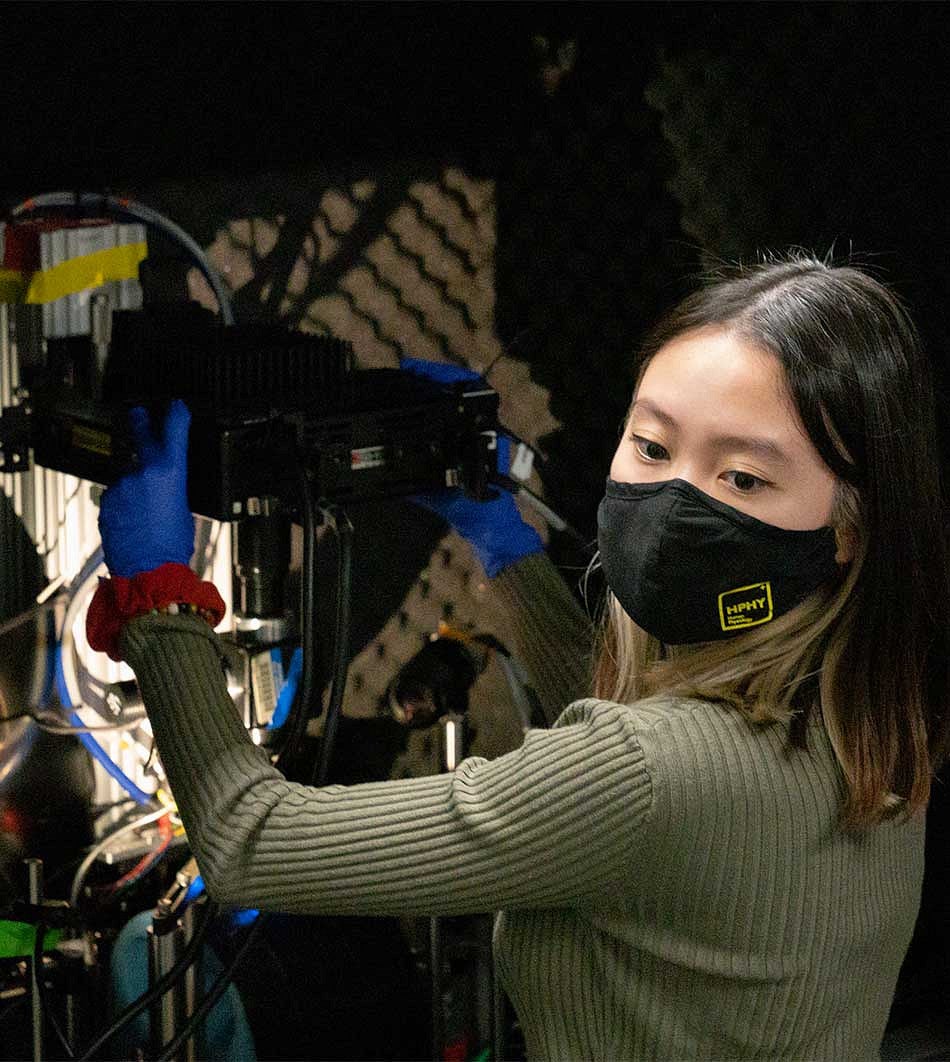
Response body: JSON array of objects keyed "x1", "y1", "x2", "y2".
[
  {"x1": 510, "y1": 443, "x2": 535, "y2": 482},
  {"x1": 351, "y1": 446, "x2": 386, "y2": 470},
  {"x1": 251, "y1": 651, "x2": 279, "y2": 723}
]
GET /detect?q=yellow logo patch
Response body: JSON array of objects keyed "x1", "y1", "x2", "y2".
[{"x1": 718, "y1": 581, "x2": 773, "y2": 632}]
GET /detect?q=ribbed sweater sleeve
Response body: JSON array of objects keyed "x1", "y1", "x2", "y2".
[
  {"x1": 490, "y1": 552, "x2": 594, "y2": 725},
  {"x1": 121, "y1": 612, "x2": 652, "y2": 918},
  {"x1": 121, "y1": 611, "x2": 923, "y2": 1061}
]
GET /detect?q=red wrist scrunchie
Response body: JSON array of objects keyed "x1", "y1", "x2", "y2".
[{"x1": 86, "y1": 562, "x2": 226, "y2": 662}]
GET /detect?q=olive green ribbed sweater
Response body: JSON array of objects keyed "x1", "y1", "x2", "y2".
[{"x1": 121, "y1": 554, "x2": 924, "y2": 1061}]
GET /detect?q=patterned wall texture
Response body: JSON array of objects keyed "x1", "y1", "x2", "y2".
[{"x1": 176, "y1": 167, "x2": 560, "y2": 766}]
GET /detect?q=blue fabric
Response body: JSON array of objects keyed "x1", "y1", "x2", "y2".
[
  {"x1": 398, "y1": 355, "x2": 483, "y2": 385},
  {"x1": 400, "y1": 357, "x2": 544, "y2": 577},
  {"x1": 98, "y1": 400, "x2": 195, "y2": 578},
  {"x1": 109, "y1": 909, "x2": 257, "y2": 1061}
]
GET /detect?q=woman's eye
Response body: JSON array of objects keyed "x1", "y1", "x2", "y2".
[
  {"x1": 723, "y1": 470, "x2": 768, "y2": 494},
  {"x1": 632, "y1": 436, "x2": 669, "y2": 462}
]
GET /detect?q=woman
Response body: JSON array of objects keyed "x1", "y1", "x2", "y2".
[{"x1": 88, "y1": 253, "x2": 949, "y2": 1059}]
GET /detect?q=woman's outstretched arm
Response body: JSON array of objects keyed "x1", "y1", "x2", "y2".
[{"x1": 122, "y1": 610, "x2": 652, "y2": 918}]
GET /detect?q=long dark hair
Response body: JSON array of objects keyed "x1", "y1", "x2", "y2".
[{"x1": 593, "y1": 252, "x2": 949, "y2": 828}]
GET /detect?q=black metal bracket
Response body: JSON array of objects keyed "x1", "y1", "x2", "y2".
[{"x1": 0, "y1": 404, "x2": 32, "y2": 473}]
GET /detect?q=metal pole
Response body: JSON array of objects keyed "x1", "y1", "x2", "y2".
[
  {"x1": 429, "y1": 714, "x2": 469, "y2": 1059},
  {"x1": 26, "y1": 858, "x2": 44, "y2": 1062},
  {"x1": 430, "y1": 916, "x2": 443, "y2": 1061},
  {"x1": 492, "y1": 946, "x2": 507, "y2": 1062},
  {"x1": 148, "y1": 898, "x2": 182, "y2": 1060},
  {"x1": 179, "y1": 900, "x2": 198, "y2": 1062},
  {"x1": 65, "y1": 993, "x2": 77, "y2": 1054}
]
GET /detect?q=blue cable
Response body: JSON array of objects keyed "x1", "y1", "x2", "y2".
[
  {"x1": 54, "y1": 643, "x2": 153, "y2": 807},
  {"x1": 184, "y1": 876, "x2": 258, "y2": 925},
  {"x1": 184, "y1": 875, "x2": 206, "y2": 904},
  {"x1": 228, "y1": 908, "x2": 259, "y2": 928},
  {"x1": 268, "y1": 646, "x2": 302, "y2": 730}
]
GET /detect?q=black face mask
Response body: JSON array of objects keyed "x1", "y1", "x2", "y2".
[{"x1": 596, "y1": 477, "x2": 841, "y2": 645}]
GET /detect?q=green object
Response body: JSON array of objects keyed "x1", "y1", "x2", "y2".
[{"x1": 0, "y1": 920, "x2": 62, "y2": 959}]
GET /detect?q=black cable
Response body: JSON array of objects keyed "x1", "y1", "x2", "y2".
[
  {"x1": 0, "y1": 707, "x2": 145, "y2": 735},
  {"x1": 32, "y1": 920, "x2": 74, "y2": 1058},
  {"x1": 312, "y1": 507, "x2": 353, "y2": 787},
  {"x1": 76, "y1": 898, "x2": 217, "y2": 1061},
  {"x1": 492, "y1": 472, "x2": 592, "y2": 550},
  {"x1": 153, "y1": 913, "x2": 264, "y2": 1062},
  {"x1": 273, "y1": 466, "x2": 318, "y2": 779}
]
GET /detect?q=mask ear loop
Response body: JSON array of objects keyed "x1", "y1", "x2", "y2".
[{"x1": 579, "y1": 549, "x2": 602, "y2": 620}]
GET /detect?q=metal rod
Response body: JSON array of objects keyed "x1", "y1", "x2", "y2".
[
  {"x1": 148, "y1": 899, "x2": 181, "y2": 1060},
  {"x1": 475, "y1": 915, "x2": 496, "y2": 1060},
  {"x1": 65, "y1": 993, "x2": 77, "y2": 1053},
  {"x1": 179, "y1": 901, "x2": 198, "y2": 1062},
  {"x1": 430, "y1": 916, "x2": 443, "y2": 1061},
  {"x1": 493, "y1": 947, "x2": 507, "y2": 1062},
  {"x1": 26, "y1": 858, "x2": 44, "y2": 1062}
]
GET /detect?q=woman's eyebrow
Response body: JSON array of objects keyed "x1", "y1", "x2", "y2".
[
  {"x1": 711, "y1": 432, "x2": 792, "y2": 468},
  {"x1": 630, "y1": 398, "x2": 792, "y2": 467},
  {"x1": 631, "y1": 398, "x2": 677, "y2": 430}
]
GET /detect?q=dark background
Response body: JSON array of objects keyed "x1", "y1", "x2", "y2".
[
  {"x1": 5, "y1": 0, "x2": 949, "y2": 542},
  {"x1": 3, "y1": 2, "x2": 949, "y2": 1056}
]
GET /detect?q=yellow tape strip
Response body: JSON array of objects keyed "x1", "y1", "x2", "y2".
[{"x1": 23, "y1": 241, "x2": 148, "y2": 304}]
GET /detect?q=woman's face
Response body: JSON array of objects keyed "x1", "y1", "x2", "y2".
[{"x1": 610, "y1": 325, "x2": 852, "y2": 561}]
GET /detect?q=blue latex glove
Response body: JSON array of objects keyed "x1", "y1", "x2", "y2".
[
  {"x1": 98, "y1": 400, "x2": 196, "y2": 578},
  {"x1": 400, "y1": 356, "x2": 544, "y2": 577}
]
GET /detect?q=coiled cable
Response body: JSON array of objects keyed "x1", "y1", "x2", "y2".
[
  {"x1": 8, "y1": 192, "x2": 234, "y2": 326},
  {"x1": 55, "y1": 545, "x2": 154, "y2": 803},
  {"x1": 69, "y1": 806, "x2": 169, "y2": 910}
]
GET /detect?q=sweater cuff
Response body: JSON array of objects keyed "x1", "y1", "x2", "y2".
[{"x1": 86, "y1": 562, "x2": 226, "y2": 662}]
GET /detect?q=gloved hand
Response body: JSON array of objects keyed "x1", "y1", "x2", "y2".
[
  {"x1": 400, "y1": 355, "x2": 544, "y2": 578},
  {"x1": 98, "y1": 400, "x2": 196, "y2": 578}
]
